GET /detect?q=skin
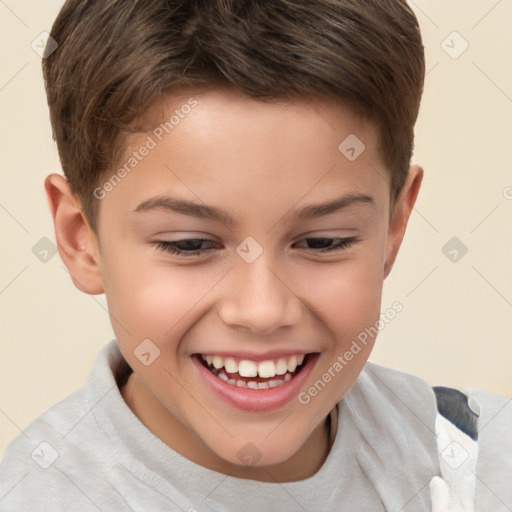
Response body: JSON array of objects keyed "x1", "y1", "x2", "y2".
[{"x1": 45, "y1": 86, "x2": 423, "y2": 483}]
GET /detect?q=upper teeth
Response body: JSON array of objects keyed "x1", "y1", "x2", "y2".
[{"x1": 202, "y1": 354, "x2": 305, "y2": 378}]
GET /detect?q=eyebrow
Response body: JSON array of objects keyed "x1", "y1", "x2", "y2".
[{"x1": 132, "y1": 192, "x2": 375, "y2": 225}]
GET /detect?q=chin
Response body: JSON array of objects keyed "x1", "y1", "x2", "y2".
[{"x1": 205, "y1": 432, "x2": 305, "y2": 470}]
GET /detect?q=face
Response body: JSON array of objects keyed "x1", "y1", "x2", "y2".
[{"x1": 47, "y1": 86, "x2": 422, "y2": 481}]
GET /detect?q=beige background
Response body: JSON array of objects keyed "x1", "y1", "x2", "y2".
[{"x1": 1, "y1": 1, "x2": 511, "y2": 459}]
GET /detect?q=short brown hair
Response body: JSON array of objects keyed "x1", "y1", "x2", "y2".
[{"x1": 43, "y1": 0, "x2": 425, "y2": 233}]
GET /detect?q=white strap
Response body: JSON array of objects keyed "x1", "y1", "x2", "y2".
[{"x1": 430, "y1": 413, "x2": 479, "y2": 512}]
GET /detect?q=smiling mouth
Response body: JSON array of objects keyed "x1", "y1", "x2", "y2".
[{"x1": 195, "y1": 353, "x2": 312, "y2": 389}]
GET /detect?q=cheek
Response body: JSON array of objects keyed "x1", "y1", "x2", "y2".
[
  {"x1": 301, "y1": 258, "x2": 384, "y2": 403},
  {"x1": 101, "y1": 249, "x2": 227, "y2": 346},
  {"x1": 302, "y1": 255, "x2": 384, "y2": 342}
]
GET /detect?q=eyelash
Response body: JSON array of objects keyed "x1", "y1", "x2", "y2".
[{"x1": 152, "y1": 237, "x2": 359, "y2": 257}]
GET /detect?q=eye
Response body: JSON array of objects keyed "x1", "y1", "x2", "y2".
[
  {"x1": 152, "y1": 239, "x2": 216, "y2": 257},
  {"x1": 294, "y1": 237, "x2": 359, "y2": 252},
  {"x1": 152, "y1": 236, "x2": 360, "y2": 258}
]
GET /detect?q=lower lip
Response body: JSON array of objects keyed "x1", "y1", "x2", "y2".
[{"x1": 192, "y1": 354, "x2": 318, "y2": 412}]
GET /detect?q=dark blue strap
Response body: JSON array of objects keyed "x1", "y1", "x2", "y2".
[{"x1": 433, "y1": 386, "x2": 479, "y2": 441}]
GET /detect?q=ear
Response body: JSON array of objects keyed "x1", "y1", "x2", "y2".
[
  {"x1": 44, "y1": 173, "x2": 104, "y2": 295},
  {"x1": 383, "y1": 165, "x2": 424, "y2": 279}
]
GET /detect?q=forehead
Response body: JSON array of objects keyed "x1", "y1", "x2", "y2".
[
  {"x1": 138, "y1": 86, "x2": 377, "y2": 149},
  {"x1": 128, "y1": 87, "x2": 382, "y2": 169},
  {"x1": 104, "y1": 87, "x2": 388, "y2": 223}
]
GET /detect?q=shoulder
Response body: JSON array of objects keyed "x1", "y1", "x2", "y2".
[
  {"x1": 351, "y1": 360, "x2": 439, "y2": 431},
  {"x1": 464, "y1": 386, "x2": 512, "y2": 434},
  {"x1": 0, "y1": 387, "x2": 103, "y2": 510},
  {"x1": 358, "y1": 360, "x2": 438, "y2": 408},
  {"x1": 0, "y1": 341, "x2": 129, "y2": 511},
  {"x1": 360, "y1": 361, "x2": 511, "y2": 439},
  {"x1": 0, "y1": 385, "x2": 90, "y2": 461},
  {"x1": 357, "y1": 362, "x2": 512, "y2": 509},
  {"x1": 354, "y1": 361, "x2": 512, "y2": 463},
  {"x1": 464, "y1": 387, "x2": 512, "y2": 509}
]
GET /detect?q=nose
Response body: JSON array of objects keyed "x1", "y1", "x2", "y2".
[{"x1": 217, "y1": 255, "x2": 303, "y2": 335}]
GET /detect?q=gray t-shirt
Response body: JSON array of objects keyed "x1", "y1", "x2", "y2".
[{"x1": 0, "y1": 340, "x2": 510, "y2": 511}]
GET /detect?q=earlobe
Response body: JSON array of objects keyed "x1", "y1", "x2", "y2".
[
  {"x1": 383, "y1": 165, "x2": 424, "y2": 280},
  {"x1": 44, "y1": 173, "x2": 105, "y2": 295}
]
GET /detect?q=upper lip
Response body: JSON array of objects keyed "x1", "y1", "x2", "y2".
[{"x1": 193, "y1": 350, "x2": 317, "y2": 362}]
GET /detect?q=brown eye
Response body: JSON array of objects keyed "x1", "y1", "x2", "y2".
[
  {"x1": 295, "y1": 237, "x2": 359, "y2": 252},
  {"x1": 153, "y1": 239, "x2": 216, "y2": 256}
]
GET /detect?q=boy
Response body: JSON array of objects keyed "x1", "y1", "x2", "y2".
[{"x1": 0, "y1": 0, "x2": 510, "y2": 510}]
